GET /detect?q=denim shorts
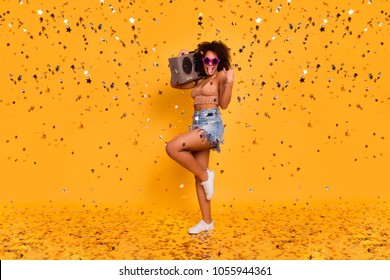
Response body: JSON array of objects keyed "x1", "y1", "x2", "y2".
[{"x1": 191, "y1": 108, "x2": 224, "y2": 152}]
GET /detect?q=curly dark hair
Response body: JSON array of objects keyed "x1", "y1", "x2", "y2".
[{"x1": 194, "y1": 41, "x2": 231, "y2": 77}]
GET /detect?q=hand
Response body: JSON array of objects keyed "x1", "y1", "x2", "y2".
[
  {"x1": 223, "y1": 64, "x2": 235, "y2": 84},
  {"x1": 178, "y1": 49, "x2": 189, "y2": 56}
]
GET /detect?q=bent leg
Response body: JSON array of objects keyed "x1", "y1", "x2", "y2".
[{"x1": 166, "y1": 129, "x2": 213, "y2": 182}]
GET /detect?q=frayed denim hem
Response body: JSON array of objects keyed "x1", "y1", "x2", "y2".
[{"x1": 196, "y1": 129, "x2": 224, "y2": 153}]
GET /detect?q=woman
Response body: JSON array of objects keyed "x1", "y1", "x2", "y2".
[{"x1": 166, "y1": 41, "x2": 234, "y2": 234}]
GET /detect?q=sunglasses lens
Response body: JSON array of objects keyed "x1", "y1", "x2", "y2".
[{"x1": 203, "y1": 57, "x2": 219, "y2": 65}]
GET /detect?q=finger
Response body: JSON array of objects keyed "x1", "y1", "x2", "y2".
[{"x1": 179, "y1": 49, "x2": 189, "y2": 56}]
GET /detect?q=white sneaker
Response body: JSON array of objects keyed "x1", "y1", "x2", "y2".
[
  {"x1": 201, "y1": 170, "x2": 214, "y2": 200},
  {"x1": 188, "y1": 220, "x2": 214, "y2": 234}
]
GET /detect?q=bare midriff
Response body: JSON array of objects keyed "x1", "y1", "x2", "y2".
[{"x1": 194, "y1": 103, "x2": 218, "y2": 111}]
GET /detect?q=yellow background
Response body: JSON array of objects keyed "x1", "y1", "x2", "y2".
[{"x1": 1, "y1": 0, "x2": 389, "y2": 210}]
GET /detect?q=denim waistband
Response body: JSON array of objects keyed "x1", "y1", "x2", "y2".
[{"x1": 193, "y1": 107, "x2": 220, "y2": 117}]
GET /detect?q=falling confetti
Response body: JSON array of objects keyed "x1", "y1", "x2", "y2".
[{"x1": 0, "y1": 0, "x2": 388, "y2": 240}]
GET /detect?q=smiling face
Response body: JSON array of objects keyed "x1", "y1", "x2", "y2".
[{"x1": 202, "y1": 50, "x2": 219, "y2": 76}]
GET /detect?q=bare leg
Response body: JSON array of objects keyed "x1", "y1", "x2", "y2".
[
  {"x1": 193, "y1": 149, "x2": 212, "y2": 224},
  {"x1": 166, "y1": 129, "x2": 213, "y2": 182}
]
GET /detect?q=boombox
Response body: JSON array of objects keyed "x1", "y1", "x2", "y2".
[{"x1": 168, "y1": 53, "x2": 202, "y2": 85}]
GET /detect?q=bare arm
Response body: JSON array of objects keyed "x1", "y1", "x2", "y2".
[
  {"x1": 218, "y1": 66, "x2": 234, "y2": 110},
  {"x1": 170, "y1": 80, "x2": 197, "y2": 89}
]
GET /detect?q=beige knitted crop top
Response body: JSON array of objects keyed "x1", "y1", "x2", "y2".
[{"x1": 193, "y1": 95, "x2": 219, "y2": 106}]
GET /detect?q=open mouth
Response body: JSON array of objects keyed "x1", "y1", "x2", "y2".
[{"x1": 206, "y1": 66, "x2": 215, "y2": 75}]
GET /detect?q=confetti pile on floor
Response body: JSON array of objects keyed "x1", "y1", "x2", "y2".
[
  {"x1": 1, "y1": 203, "x2": 389, "y2": 260},
  {"x1": 1, "y1": 0, "x2": 389, "y2": 209}
]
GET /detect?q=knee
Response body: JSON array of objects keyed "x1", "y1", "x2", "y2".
[{"x1": 165, "y1": 141, "x2": 175, "y2": 158}]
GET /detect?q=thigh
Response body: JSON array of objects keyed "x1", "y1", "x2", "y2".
[{"x1": 169, "y1": 129, "x2": 213, "y2": 152}]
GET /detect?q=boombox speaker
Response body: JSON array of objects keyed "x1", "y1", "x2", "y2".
[{"x1": 168, "y1": 53, "x2": 202, "y2": 85}]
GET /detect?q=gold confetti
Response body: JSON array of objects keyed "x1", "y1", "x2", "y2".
[{"x1": 0, "y1": 1, "x2": 388, "y2": 262}]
